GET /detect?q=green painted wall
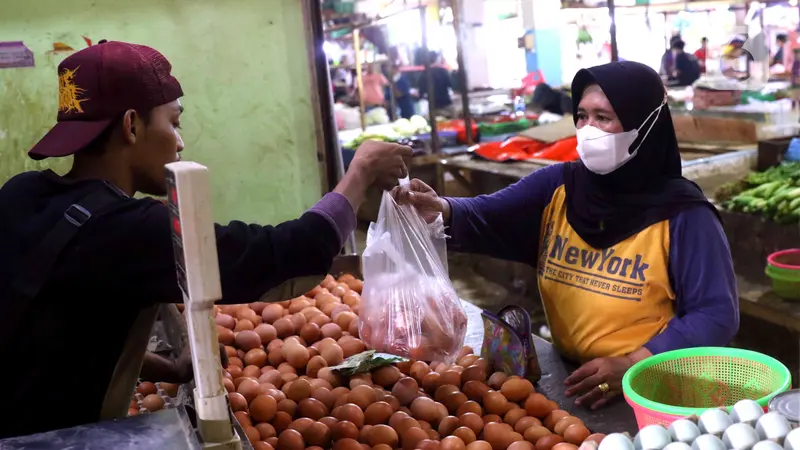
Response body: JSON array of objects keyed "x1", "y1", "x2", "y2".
[{"x1": 0, "y1": 0, "x2": 323, "y2": 223}]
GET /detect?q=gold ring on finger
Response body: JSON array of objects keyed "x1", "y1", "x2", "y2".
[{"x1": 597, "y1": 383, "x2": 610, "y2": 394}]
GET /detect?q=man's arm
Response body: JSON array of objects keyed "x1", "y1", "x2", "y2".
[{"x1": 121, "y1": 141, "x2": 411, "y2": 305}]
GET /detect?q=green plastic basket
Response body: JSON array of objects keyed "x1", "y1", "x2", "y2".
[{"x1": 622, "y1": 347, "x2": 791, "y2": 428}]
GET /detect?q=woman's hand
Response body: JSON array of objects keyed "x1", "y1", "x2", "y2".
[
  {"x1": 392, "y1": 178, "x2": 450, "y2": 224},
  {"x1": 563, "y1": 356, "x2": 634, "y2": 410}
]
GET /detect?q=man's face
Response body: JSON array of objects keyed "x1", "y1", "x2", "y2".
[{"x1": 130, "y1": 100, "x2": 184, "y2": 196}]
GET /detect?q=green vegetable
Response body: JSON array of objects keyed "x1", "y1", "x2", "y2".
[
  {"x1": 329, "y1": 350, "x2": 408, "y2": 376},
  {"x1": 722, "y1": 162, "x2": 800, "y2": 223}
]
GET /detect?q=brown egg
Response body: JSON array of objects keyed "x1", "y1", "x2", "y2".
[
  {"x1": 501, "y1": 379, "x2": 534, "y2": 403},
  {"x1": 286, "y1": 378, "x2": 312, "y2": 402},
  {"x1": 332, "y1": 420, "x2": 360, "y2": 441},
  {"x1": 458, "y1": 354, "x2": 479, "y2": 367},
  {"x1": 410, "y1": 397, "x2": 442, "y2": 423},
  {"x1": 461, "y1": 366, "x2": 487, "y2": 384},
  {"x1": 482, "y1": 392, "x2": 510, "y2": 416},
  {"x1": 271, "y1": 318, "x2": 292, "y2": 339},
  {"x1": 235, "y1": 411, "x2": 253, "y2": 428},
  {"x1": 553, "y1": 417, "x2": 583, "y2": 437},
  {"x1": 310, "y1": 314, "x2": 331, "y2": 327},
  {"x1": 418, "y1": 439, "x2": 441, "y2": 450},
  {"x1": 303, "y1": 422, "x2": 332, "y2": 448},
  {"x1": 312, "y1": 387, "x2": 335, "y2": 410},
  {"x1": 487, "y1": 372, "x2": 508, "y2": 390},
  {"x1": 289, "y1": 313, "x2": 307, "y2": 332},
  {"x1": 389, "y1": 377, "x2": 419, "y2": 407},
  {"x1": 504, "y1": 409, "x2": 527, "y2": 427},
  {"x1": 319, "y1": 416, "x2": 338, "y2": 430},
  {"x1": 462, "y1": 381, "x2": 491, "y2": 402},
  {"x1": 142, "y1": 394, "x2": 164, "y2": 412},
  {"x1": 217, "y1": 326, "x2": 235, "y2": 345},
  {"x1": 348, "y1": 385, "x2": 378, "y2": 410},
  {"x1": 244, "y1": 426, "x2": 261, "y2": 443},
  {"x1": 508, "y1": 442, "x2": 535, "y2": 450},
  {"x1": 318, "y1": 368, "x2": 344, "y2": 388},
  {"x1": 238, "y1": 378, "x2": 262, "y2": 403},
  {"x1": 256, "y1": 423, "x2": 277, "y2": 440},
  {"x1": 253, "y1": 442, "x2": 273, "y2": 450},
  {"x1": 255, "y1": 323, "x2": 278, "y2": 344},
  {"x1": 483, "y1": 415, "x2": 502, "y2": 425},
  {"x1": 335, "y1": 312, "x2": 358, "y2": 331},
  {"x1": 523, "y1": 394, "x2": 552, "y2": 419},
  {"x1": 456, "y1": 400, "x2": 484, "y2": 418},
  {"x1": 235, "y1": 319, "x2": 255, "y2": 332},
  {"x1": 400, "y1": 428, "x2": 428, "y2": 450},
  {"x1": 584, "y1": 433, "x2": 605, "y2": 444},
  {"x1": 228, "y1": 357, "x2": 244, "y2": 369},
  {"x1": 229, "y1": 392, "x2": 249, "y2": 412},
  {"x1": 534, "y1": 434, "x2": 564, "y2": 450},
  {"x1": 515, "y1": 417, "x2": 542, "y2": 434},
  {"x1": 137, "y1": 382, "x2": 157, "y2": 396},
  {"x1": 216, "y1": 313, "x2": 236, "y2": 329},
  {"x1": 298, "y1": 323, "x2": 321, "y2": 344},
  {"x1": 370, "y1": 366, "x2": 400, "y2": 388},
  {"x1": 359, "y1": 425, "x2": 373, "y2": 444},
  {"x1": 422, "y1": 372, "x2": 441, "y2": 393},
  {"x1": 236, "y1": 330, "x2": 263, "y2": 351},
  {"x1": 244, "y1": 365, "x2": 263, "y2": 379},
  {"x1": 277, "y1": 399, "x2": 297, "y2": 417},
  {"x1": 365, "y1": 401, "x2": 393, "y2": 425},
  {"x1": 298, "y1": 398, "x2": 327, "y2": 420},
  {"x1": 440, "y1": 371, "x2": 462, "y2": 389},
  {"x1": 285, "y1": 345, "x2": 310, "y2": 369},
  {"x1": 542, "y1": 411, "x2": 570, "y2": 431},
  {"x1": 367, "y1": 425, "x2": 399, "y2": 447},
  {"x1": 522, "y1": 425, "x2": 553, "y2": 444},
  {"x1": 262, "y1": 304, "x2": 284, "y2": 324},
  {"x1": 434, "y1": 385, "x2": 461, "y2": 403},
  {"x1": 453, "y1": 427, "x2": 477, "y2": 445},
  {"x1": 267, "y1": 339, "x2": 284, "y2": 352},
  {"x1": 223, "y1": 378, "x2": 236, "y2": 393},
  {"x1": 441, "y1": 436, "x2": 467, "y2": 450},
  {"x1": 409, "y1": 361, "x2": 431, "y2": 382},
  {"x1": 272, "y1": 411, "x2": 293, "y2": 434},
  {"x1": 260, "y1": 370, "x2": 283, "y2": 388},
  {"x1": 333, "y1": 438, "x2": 362, "y2": 450},
  {"x1": 373, "y1": 445, "x2": 393, "y2": 450},
  {"x1": 250, "y1": 394, "x2": 278, "y2": 423},
  {"x1": 551, "y1": 444, "x2": 578, "y2": 450},
  {"x1": 289, "y1": 298, "x2": 311, "y2": 314},
  {"x1": 466, "y1": 441, "x2": 492, "y2": 450},
  {"x1": 334, "y1": 403, "x2": 365, "y2": 428},
  {"x1": 562, "y1": 424, "x2": 590, "y2": 445},
  {"x1": 348, "y1": 320, "x2": 360, "y2": 338},
  {"x1": 437, "y1": 416, "x2": 459, "y2": 436},
  {"x1": 321, "y1": 344, "x2": 344, "y2": 365},
  {"x1": 289, "y1": 418, "x2": 314, "y2": 433},
  {"x1": 482, "y1": 422, "x2": 506, "y2": 450},
  {"x1": 277, "y1": 429, "x2": 304, "y2": 450},
  {"x1": 457, "y1": 413, "x2": 484, "y2": 435}
]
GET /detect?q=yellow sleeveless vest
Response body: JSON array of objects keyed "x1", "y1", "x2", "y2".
[{"x1": 537, "y1": 186, "x2": 675, "y2": 363}]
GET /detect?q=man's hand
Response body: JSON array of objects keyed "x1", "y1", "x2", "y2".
[
  {"x1": 563, "y1": 356, "x2": 634, "y2": 410},
  {"x1": 335, "y1": 140, "x2": 412, "y2": 211},
  {"x1": 392, "y1": 178, "x2": 450, "y2": 224}
]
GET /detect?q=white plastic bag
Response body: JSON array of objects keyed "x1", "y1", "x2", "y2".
[{"x1": 359, "y1": 189, "x2": 467, "y2": 364}]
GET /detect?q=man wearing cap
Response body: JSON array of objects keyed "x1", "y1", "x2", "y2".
[{"x1": 0, "y1": 40, "x2": 411, "y2": 438}]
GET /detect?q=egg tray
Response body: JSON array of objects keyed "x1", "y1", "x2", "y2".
[{"x1": 130, "y1": 381, "x2": 180, "y2": 416}]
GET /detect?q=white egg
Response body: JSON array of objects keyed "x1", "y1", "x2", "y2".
[
  {"x1": 722, "y1": 422, "x2": 760, "y2": 450},
  {"x1": 785, "y1": 428, "x2": 800, "y2": 450},
  {"x1": 691, "y1": 434, "x2": 726, "y2": 450},
  {"x1": 730, "y1": 400, "x2": 766, "y2": 425},
  {"x1": 634, "y1": 425, "x2": 673, "y2": 450},
  {"x1": 664, "y1": 443, "x2": 692, "y2": 450},
  {"x1": 600, "y1": 433, "x2": 636, "y2": 450},
  {"x1": 752, "y1": 441, "x2": 784, "y2": 450},
  {"x1": 669, "y1": 419, "x2": 702, "y2": 443},
  {"x1": 756, "y1": 412, "x2": 791, "y2": 443},
  {"x1": 698, "y1": 409, "x2": 733, "y2": 436}
]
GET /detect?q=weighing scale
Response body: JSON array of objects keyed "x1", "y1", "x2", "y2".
[{"x1": 0, "y1": 162, "x2": 245, "y2": 449}]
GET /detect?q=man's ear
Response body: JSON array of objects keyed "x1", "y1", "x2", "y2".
[{"x1": 121, "y1": 109, "x2": 138, "y2": 145}]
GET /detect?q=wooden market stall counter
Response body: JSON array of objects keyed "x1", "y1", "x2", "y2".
[{"x1": 460, "y1": 301, "x2": 639, "y2": 436}]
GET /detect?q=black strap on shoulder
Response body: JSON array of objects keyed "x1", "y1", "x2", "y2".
[{"x1": 13, "y1": 185, "x2": 120, "y2": 299}]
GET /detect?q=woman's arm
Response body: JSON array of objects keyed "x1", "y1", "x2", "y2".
[
  {"x1": 644, "y1": 205, "x2": 739, "y2": 354},
  {"x1": 445, "y1": 163, "x2": 564, "y2": 264}
]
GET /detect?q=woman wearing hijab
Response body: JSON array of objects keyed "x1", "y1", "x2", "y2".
[{"x1": 395, "y1": 61, "x2": 738, "y2": 409}]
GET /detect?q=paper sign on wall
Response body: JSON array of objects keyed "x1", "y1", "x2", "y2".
[{"x1": 0, "y1": 42, "x2": 35, "y2": 69}]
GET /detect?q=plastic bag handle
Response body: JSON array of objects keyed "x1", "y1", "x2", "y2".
[{"x1": 399, "y1": 176, "x2": 410, "y2": 188}]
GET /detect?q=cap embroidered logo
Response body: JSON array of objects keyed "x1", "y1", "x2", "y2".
[{"x1": 58, "y1": 66, "x2": 88, "y2": 114}]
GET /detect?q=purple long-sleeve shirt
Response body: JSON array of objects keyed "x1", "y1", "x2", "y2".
[{"x1": 446, "y1": 164, "x2": 739, "y2": 355}]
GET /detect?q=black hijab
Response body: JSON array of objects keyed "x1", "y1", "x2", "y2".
[{"x1": 562, "y1": 61, "x2": 718, "y2": 249}]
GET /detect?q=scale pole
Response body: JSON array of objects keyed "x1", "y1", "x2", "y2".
[
  {"x1": 451, "y1": 0, "x2": 473, "y2": 145},
  {"x1": 608, "y1": 0, "x2": 619, "y2": 62},
  {"x1": 353, "y1": 29, "x2": 367, "y2": 132}
]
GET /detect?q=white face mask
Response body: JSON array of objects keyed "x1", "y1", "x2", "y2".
[{"x1": 576, "y1": 100, "x2": 665, "y2": 175}]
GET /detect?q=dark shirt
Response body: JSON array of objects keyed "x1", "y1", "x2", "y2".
[
  {"x1": 418, "y1": 66, "x2": 453, "y2": 109},
  {"x1": 672, "y1": 52, "x2": 701, "y2": 87},
  {"x1": 0, "y1": 170, "x2": 354, "y2": 438},
  {"x1": 773, "y1": 47, "x2": 785, "y2": 67}
]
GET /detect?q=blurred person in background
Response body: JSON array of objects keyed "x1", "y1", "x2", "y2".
[
  {"x1": 387, "y1": 65, "x2": 415, "y2": 119},
  {"x1": 694, "y1": 37, "x2": 708, "y2": 74},
  {"x1": 360, "y1": 63, "x2": 389, "y2": 109},
  {"x1": 419, "y1": 51, "x2": 455, "y2": 118},
  {"x1": 666, "y1": 40, "x2": 701, "y2": 87},
  {"x1": 772, "y1": 33, "x2": 788, "y2": 68}
]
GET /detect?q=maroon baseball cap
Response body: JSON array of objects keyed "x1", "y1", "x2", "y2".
[{"x1": 28, "y1": 40, "x2": 183, "y2": 160}]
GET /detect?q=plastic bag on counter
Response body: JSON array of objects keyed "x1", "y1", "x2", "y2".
[{"x1": 359, "y1": 189, "x2": 467, "y2": 365}]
